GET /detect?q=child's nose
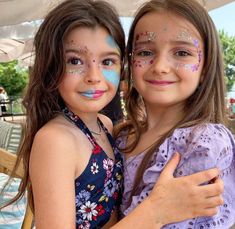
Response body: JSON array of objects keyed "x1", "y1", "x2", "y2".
[
  {"x1": 152, "y1": 54, "x2": 171, "y2": 75},
  {"x1": 85, "y1": 62, "x2": 102, "y2": 84}
]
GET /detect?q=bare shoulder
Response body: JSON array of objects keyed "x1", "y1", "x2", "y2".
[
  {"x1": 33, "y1": 116, "x2": 79, "y2": 154},
  {"x1": 98, "y1": 113, "x2": 113, "y2": 134},
  {"x1": 29, "y1": 115, "x2": 81, "y2": 179},
  {"x1": 29, "y1": 116, "x2": 78, "y2": 228}
]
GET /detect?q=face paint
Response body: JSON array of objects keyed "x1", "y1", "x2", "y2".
[
  {"x1": 106, "y1": 35, "x2": 119, "y2": 49},
  {"x1": 173, "y1": 36, "x2": 203, "y2": 72},
  {"x1": 102, "y1": 69, "x2": 120, "y2": 88},
  {"x1": 81, "y1": 89, "x2": 105, "y2": 99},
  {"x1": 80, "y1": 90, "x2": 94, "y2": 98},
  {"x1": 135, "y1": 31, "x2": 157, "y2": 42},
  {"x1": 132, "y1": 59, "x2": 154, "y2": 68},
  {"x1": 132, "y1": 28, "x2": 203, "y2": 73},
  {"x1": 65, "y1": 44, "x2": 89, "y2": 76},
  {"x1": 177, "y1": 29, "x2": 192, "y2": 41},
  {"x1": 66, "y1": 69, "x2": 85, "y2": 75},
  {"x1": 131, "y1": 31, "x2": 157, "y2": 68}
]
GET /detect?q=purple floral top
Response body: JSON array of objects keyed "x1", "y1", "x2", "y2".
[
  {"x1": 63, "y1": 108, "x2": 123, "y2": 229},
  {"x1": 118, "y1": 124, "x2": 235, "y2": 228}
]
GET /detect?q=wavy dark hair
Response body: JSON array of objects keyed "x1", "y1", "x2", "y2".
[
  {"x1": 1, "y1": 0, "x2": 125, "y2": 212},
  {"x1": 114, "y1": 0, "x2": 226, "y2": 208}
]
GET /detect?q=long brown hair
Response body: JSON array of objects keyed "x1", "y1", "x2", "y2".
[
  {"x1": 1, "y1": 0, "x2": 125, "y2": 212},
  {"x1": 114, "y1": 0, "x2": 226, "y2": 207}
]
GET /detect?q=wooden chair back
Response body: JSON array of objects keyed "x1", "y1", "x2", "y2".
[{"x1": 0, "y1": 148, "x2": 33, "y2": 229}]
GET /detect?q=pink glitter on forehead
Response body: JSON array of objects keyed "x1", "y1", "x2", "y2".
[{"x1": 135, "y1": 31, "x2": 157, "y2": 42}]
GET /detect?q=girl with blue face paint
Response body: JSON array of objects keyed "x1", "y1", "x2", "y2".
[{"x1": 1, "y1": 0, "x2": 225, "y2": 228}]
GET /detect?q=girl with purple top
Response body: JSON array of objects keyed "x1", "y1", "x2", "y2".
[{"x1": 115, "y1": 0, "x2": 235, "y2": 228}]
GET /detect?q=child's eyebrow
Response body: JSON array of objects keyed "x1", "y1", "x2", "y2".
[
  {"x1": 65, "y1": 48, "x2": 120, "y2": 57},
  {"x1": 65, "y1": 48, "x2": 87, "y2": 54},
  {"x1": 170, "y1": 40, "x2": 200, "y2": 48},
  {"x1": 101, "y1": 51, "x2": 121, "y2": 57},
  {"x1": 134, "y1": 39, "x2": 199, "y2": 48},
  {"x1": 134, "y1": 40, "x2": 155, "y2": 47}
]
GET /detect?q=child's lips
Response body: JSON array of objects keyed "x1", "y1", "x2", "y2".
[
  {"x1": 146, "y1": 80, "x2": 176, "y2": 86},
  {"x1": 80, "y1": 90, "x2": 106, "y2": 98}
]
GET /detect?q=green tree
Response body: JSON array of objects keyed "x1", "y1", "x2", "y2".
[
  {"x1": 0, "y1": 60, "x2": 29, "y2": 96},
  {"x1": 219, "y1": 30, "x2": 235, "y2": 91}
]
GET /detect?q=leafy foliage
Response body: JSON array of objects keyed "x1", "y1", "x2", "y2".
[
  {"x1": 219, "y1": 30, "x2": 235, "y2": 91},
  {"x1": 0, "y1": 60, "x2": 29, "y2": 96}
]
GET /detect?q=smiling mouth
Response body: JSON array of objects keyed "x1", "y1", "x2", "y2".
[
  {"x1": 80, "y1": 90, "x2": 106, "y2": 98},
  {"x1": 146, "y1": 80, "x2": 175, "y2": 86}
]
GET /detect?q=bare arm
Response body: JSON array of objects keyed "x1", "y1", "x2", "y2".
[
  {"x1": 29, "y1": 126, "x2": 78, "y2": 229},
  {"x1": 112, "y1": 153, "x2": 223, "y2": 228}
]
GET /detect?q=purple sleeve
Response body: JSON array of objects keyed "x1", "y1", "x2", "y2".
[
  {"x1": 124, "y1": 124, "x2": 235, "y2": 228},
  {"x1": 164, "y1": 124, "x2": 235, "y2": 228}
]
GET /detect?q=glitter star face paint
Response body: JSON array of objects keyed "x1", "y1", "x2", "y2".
[
  {"x1": 59, "y1": 26, "x2": 121, "y2": 115},
  {"x1": 132, "y1": 20, "x2": 203, "y2": 73},
  {"x1": 130, "y1": 11, "x2": 205, "y2": 107}
]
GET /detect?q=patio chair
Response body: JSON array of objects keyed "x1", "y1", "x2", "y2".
[{"x1": 0, "y1": 147, "x2": 33, "y2": 229}]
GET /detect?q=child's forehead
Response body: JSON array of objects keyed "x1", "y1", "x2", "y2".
[
  {"x1": 134, "y1": 11, "x2": 202, "y2": 42},
  {"x1": 64, "y1": 26, "x2": 119, "y2": 51},
  {"x1": 64, "y1": 27, "x2": 119, "y2": 54}
]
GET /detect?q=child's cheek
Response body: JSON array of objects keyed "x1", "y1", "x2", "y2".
[{"x1": 102, "y1": 69, "x2": 120, "y2": 88}]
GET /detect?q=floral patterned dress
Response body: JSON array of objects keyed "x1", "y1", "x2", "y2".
[{"x1": 63, "y1": 107, "x2": 123, "y2": 229}]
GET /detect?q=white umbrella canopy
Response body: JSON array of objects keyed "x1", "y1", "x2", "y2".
[
  {"x1": 0, "y1": 0, "x2": 235, "y2": 26},
  {"x1": 0, "y1": 38, "x2": 33, "y2": 63},
  {"x1": 110, "y1": 0, "x2": 235, "y2": 16},
  {"x1": 0, "y1": 39, "x2": 25, "y2": 62},
  {"x1": 0, "y1": 0, "x2": 61, "y2": 27},
  {"x1": 18, "y1": 51, "x2": 35, "y2": 67}
]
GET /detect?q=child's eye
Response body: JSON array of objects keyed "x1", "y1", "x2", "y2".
[
  {"x1": 67, "y1": 57, "x2": 83, "y2": 65},
  {"x1": 102, "y1": 58, "x2": 117, "y2": 67},
  {"x1": 175, "y1": 50, "x2": 191, "y2": 57},
  {"x1": 135, "y1": 50, "x2": 153, "y2": 57}
]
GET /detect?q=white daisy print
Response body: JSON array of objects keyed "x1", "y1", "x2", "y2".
[
  {"x1": 79, "y1": 201, "x2": 98, "y2": 221},
  {"x1": 91, "y1": 162, "x2": 99, "y2": 174}
]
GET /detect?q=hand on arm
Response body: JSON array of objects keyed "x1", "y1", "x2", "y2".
[
  {"x1": 149, "y1": 153, "x2": 223, "y2": 226},
  {"x1": 112, "y1": 153, "x2": 223, "y2": 229}
]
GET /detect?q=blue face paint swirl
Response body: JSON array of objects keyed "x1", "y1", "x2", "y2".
[
  {"x1": 106, "y1": 36, "x2": 118, "y2": 49},
  {"x1": 102, "y1": 69, "x2": 120, "y2": 88}
]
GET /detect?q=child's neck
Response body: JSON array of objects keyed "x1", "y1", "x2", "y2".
[
  {"x1": 146, "y1": 103, "x2": 184, "y2": 131},
  {"x1": 126, "y1": 104, "x2": 184, "y2": 159},
  {"x1": 67, "y1": 107, "x2": 99, "y2": 130}
]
